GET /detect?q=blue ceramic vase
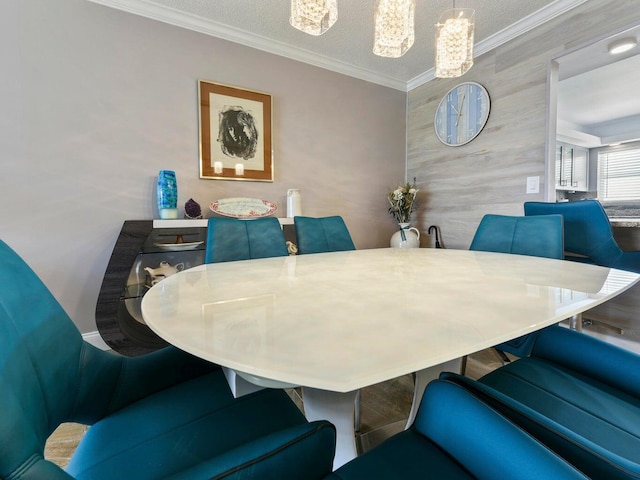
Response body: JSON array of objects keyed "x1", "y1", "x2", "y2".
[{"x1": 157, "y1": 170, "x2": 178, "y2": 219}]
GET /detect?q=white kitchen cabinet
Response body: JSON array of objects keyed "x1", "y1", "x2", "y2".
[{"x1": 556, "y1": 141, "x2": 589, "y2": 191}]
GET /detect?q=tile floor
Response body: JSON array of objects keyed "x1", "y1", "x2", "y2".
[{"x1": 356, "y1": 347, "x2": 504, "y2": 452}]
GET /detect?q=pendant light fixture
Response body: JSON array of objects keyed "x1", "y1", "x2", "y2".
[
  {"x1": 373, "y1": 0, "x2": 416, "y2": 58},
  {"x1": 435, "y1": 4, "x2": 475, "y2": 78},
  {"x1": 290, "y1": 0, "x2": 337, "y2": 36}
]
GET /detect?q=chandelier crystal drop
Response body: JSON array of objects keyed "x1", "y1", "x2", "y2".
[
  {"x1": 435, "y1": 8, "x2": 475, "y2": 78},
  {"x1": 290, "y1": 0, "x2": 337, "y2": 36},
  {"x1": 373, "y1": 0, "x2": 415, "y2": 58}
]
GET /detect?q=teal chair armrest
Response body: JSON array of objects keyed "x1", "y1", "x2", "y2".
[
  {"x1": 439, "y1": 372, "x2": 606, "y2": 477},
  {"x1": 163, "y1": 421, "x2": 336, "y2": 480},
  {"x1": 414, "y1": 379, "x2": 585, "y2": 479}
]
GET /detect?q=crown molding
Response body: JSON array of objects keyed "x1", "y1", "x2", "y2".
[
  {"x1": 88, "y1": 0, "x2": 588, "y2": 92},
  {"x1": 86, "y1": 0, "x2": 408, "y2": 90}
]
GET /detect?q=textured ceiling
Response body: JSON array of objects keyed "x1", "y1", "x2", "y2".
[{"x1": 88, "y1": 0, "x2": 587, "y2": 90}]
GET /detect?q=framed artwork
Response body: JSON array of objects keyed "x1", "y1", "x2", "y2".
[{"x1": 199, "y1": 80, "x2": 273, "y2": 181}]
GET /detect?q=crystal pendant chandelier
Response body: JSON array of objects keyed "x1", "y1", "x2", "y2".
[
  {"x1": 435, "y1": 8, "x2": 475, "y2": 78},
  {"x1": 373, "y1": 0, "x2": 415, "y2": 58},
  {"x1": 290, "y1": 0, "x2": 338, "y2": 36}
]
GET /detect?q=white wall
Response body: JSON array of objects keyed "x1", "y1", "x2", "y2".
[{"x1": 1, "y1": 0, "x2": 406, "y2": 333}]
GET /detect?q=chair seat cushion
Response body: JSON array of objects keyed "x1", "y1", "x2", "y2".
[
  {"x1": 66, "y1": 371, "x2": 331, "y2": 480},
  {"x1": 475, "y1": 358, "x2": 640, "y2": 478},
  {"x1": 324, "y1": 429, "x2": 475, "y2": 480}
]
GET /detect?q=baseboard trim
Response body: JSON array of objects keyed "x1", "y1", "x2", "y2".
[{"x1": 82, "y1": 331, "x2": 111, "y2": 350}]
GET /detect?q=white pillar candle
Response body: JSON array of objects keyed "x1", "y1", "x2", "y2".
[{"x1": 287, "y1": 189, "x2": 302, "y2": 217}]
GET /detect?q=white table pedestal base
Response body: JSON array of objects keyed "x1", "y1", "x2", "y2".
[
  {"x1": 222, "y1": 367, "x2": 265, "y2": 398},
  {"x1": 404, "y1": 358, "x2": 462, "y2": 429},
  {"x1": 302, "y1": 388, "x2": 359, "y2": 470},
  {"x1": 301, "y1": 358, "x2": 462, "y2": 470}
]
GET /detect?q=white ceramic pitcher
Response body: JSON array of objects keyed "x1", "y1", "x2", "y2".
[{"x1": 390, "y1": 223, "x2": 420, "y2": 248}]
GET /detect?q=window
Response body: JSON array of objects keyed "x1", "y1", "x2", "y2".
[{"x1": 598, "y1": 145, "x2": 640, "y2": 202}]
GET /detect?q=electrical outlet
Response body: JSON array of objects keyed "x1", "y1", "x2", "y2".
[{"x1": 526, "y1": 176, "x2": 540, "y2": 194}]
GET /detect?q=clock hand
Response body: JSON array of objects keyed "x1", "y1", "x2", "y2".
[{"x1": 455, "y1": 93, "x2": 466, "y2": 127}]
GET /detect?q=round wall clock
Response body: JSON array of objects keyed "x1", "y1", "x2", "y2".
[{"x1": 434, "y1": 82, "x2": 490, "y2": 146}]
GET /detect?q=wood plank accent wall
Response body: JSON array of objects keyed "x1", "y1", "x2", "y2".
[{"x1": 408, "y1": 0, "x2": 640, "y2": 249}]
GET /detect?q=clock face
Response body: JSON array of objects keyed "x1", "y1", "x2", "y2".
[{"x1": 434, "y1": 82, "x2": 490, "y2": 146}]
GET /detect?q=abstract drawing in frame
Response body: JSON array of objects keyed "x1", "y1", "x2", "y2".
[{"x1": 199, "y1": 80, "x2": 273, "y2": 181}]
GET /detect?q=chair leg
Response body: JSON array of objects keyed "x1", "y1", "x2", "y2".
[
  {"x1": 582, "y1": 317, "x2": 624, "y2": 335},
  {"x1": 492, "y1": 347, "x2": 511, "y2": 364},
  {"x1": 354, "y1": 390, "x2": 361, "y2": 433},
  {"x1": 569, "y1": 313, "x2": 582, "y2": 331},
  {"x1": 570, "y1": 312, "x2": 624, "y2": 335}
]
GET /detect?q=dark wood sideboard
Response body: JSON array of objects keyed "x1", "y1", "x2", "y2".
[{"x1": 96, "y1": 219, "x2": 295, "y2": 356}]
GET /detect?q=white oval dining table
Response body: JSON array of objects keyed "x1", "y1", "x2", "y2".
[{"x1": 141, "y1": 247, "x2": 640, "y2": 469}]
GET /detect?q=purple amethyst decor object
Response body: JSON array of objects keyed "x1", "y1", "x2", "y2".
[{"x1": 184, "y1": 198, "x2": 203, "y2": 219}]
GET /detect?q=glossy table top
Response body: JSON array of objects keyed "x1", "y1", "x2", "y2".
[{"x1": 141, "y1": 248, "x2": 639, "y2": 393}]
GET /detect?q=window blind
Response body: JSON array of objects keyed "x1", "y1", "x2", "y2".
[{"x1": 598, "y1": 147, "x2": 640, "y2": 201}]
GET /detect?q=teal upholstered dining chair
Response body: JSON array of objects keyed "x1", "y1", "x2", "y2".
[
  {"x1": 0, "y1": 238, "x2": 335, "y2": 480},
  {"x1": 205, "y1": 217, "x2": 288, "y2": 263},
  {"x1": 324, "y1": 378, "x2": 587, "y2": 480},
  {"x1": 524, "y1": 199, "x2": 640, "y2": 273},
  {"x1": 469, "y1": 214, "x2": 564, "y2": 360},
  {"x1": 294, "y1": 216, "x2": 355, "y2": 254},
  {"x1": 470, "y1": 213, "x2": 565, "y2": 260},
  {"x1": 443, "y1": 325, "x2": 640, "y2": 480}
]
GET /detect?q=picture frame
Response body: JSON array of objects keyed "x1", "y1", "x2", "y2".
[{"x1": 199, "y1": 80, "x2": 273, "y2": 182}]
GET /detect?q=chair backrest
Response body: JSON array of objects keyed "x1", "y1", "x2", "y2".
[
  {"x1": 470, "y1": 214, "x2": 564, "y2": 259},
  {"x1": 294, "y1": 216, "x2": 355, "y2": 254},
  {"x1": 205, "y1": 217, "x2": 288, "y2": 263},
  {"x1": 524, "y1": 200, "x2": 625, "y2": 267},
  {"x1": 0, "y1": 239, "x2": 88, "y2": 477}
]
